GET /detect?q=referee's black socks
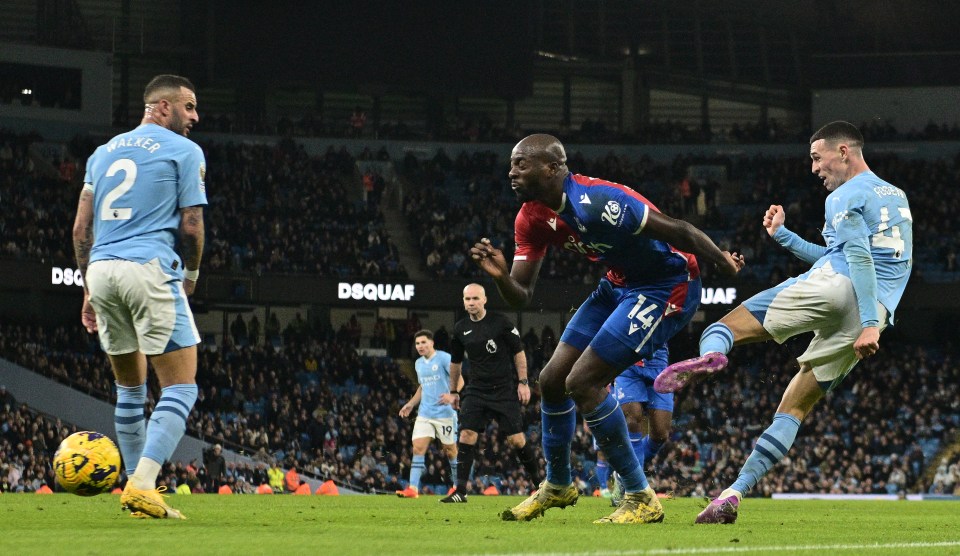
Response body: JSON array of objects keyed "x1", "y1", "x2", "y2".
[
  {"x1": 455, "y1": 441, "x2": 476, "y2": 493},
  {"x1": 516, "y1": 442, "x2": 541, "y2": 484}
]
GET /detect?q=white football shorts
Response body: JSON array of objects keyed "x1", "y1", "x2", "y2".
[
  {"x1": 86, "y1": 258, "x2": 201, "y2": 355},
  {"x1": 743, "y1": 262, "x2": 887, "y2": 386},
  {"x1": 412, "y1": 416, "x2": 457, "y2": 445}
]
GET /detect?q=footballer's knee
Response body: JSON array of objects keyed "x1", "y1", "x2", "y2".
[
  {"x1": 565, "y1": 348, "x2": 616, "y2": 411},
  {"x1": 506, "y1": 433, "x2": 526, "y2": 449},
  {"x1": 459, "y1": 430, "x2": 479, "y2": 444},
  {"x1": 539, "y1": 343, "x2": 582, "y2": 402},
  {"x1": 621, "y1": 402, "x2": 645, "y2": 432},
  {"x1": 564, "y1": 369, "x2": 607, "y2": 411},
  {"x1": 722, "y1": 305, "x2": 772, "y2": 346},
  {"x1": 648, "y1": 409, "x2": 673, "y2": 442},
  {"x1": 777, "y1": 364, "x2": 824, "y2": 420},
  {"x1": 538, "y1": 363, "x2": 569, "y2": 401}
]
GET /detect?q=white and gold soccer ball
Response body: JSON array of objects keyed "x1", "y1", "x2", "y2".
[{"x1": 53, "y1": 431, "x2": 121, "y2": 496}]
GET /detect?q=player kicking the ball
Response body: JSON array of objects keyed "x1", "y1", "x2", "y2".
[{"x1": 655, "y1": 121, "x2": 913, "y2": 524}]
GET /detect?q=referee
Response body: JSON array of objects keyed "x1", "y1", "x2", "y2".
[{"x1": 439, "y1": 283, "x2": 540, "y2": 503}]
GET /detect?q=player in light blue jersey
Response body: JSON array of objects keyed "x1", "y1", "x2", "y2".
[
  {"x1": 72, "y1": 74, "x2": 206, "y2": 520},
  {"x1": 397, "y1": 330, "x2": 464, "y2": 498},
  {"x1": 655, "y1": 121, "x2": 914, "y2": 524}
]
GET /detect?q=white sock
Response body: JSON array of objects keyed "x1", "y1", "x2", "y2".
[
  {"x1": 131, "y1": 457, "x2": 162, "y2": 490},
  {"x1": 718, "y1": 487, "x2": 742, "y2": 501}
]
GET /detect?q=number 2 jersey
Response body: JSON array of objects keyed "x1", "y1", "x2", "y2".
[
  {"x1": 513, "y1": 173, "x2": 700, "y2": 287},
  {"x1": 83, "y1": 123, "x2": 207, "y2": 279}
]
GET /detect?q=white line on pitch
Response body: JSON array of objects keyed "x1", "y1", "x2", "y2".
[{"x1": 476, "y1": 540, "x2": 960, "y2": 556}]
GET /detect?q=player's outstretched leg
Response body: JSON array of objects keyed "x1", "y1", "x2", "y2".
[
  {"x1": 500, "y1": 480, "x2": 579, "y2": 521},
  {"x1": 593, "y1": 486, "x2": 663, "y2": 524},
  {"x1": 653, "y1": 353, "x2": 728, "y2": 393},
  {"x1": 696, "y1": 488, "x2": 741, "y2": 524}
]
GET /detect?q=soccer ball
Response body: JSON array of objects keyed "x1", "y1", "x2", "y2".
[{"x1": 53, "y1": 431, "x2": 121, "y2": 496}]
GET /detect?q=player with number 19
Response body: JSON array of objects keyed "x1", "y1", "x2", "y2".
[
  {"x1": 72, "y1": 74, "x2": 206, "y2": 520},
  {"x1": 397, "y1": 330, "x2": 462, "y2": 498}
]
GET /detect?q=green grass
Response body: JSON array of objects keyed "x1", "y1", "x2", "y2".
[{"x1": 2, "y1": 493, "x2": 959, "y2": 555}]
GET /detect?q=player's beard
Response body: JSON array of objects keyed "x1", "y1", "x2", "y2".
[
  {"x1": 168, "y1": 112, "x2": 191, "y2": 137},
  {"x1": 512, "y1": 181, "x2": 538, "y2": 203},
  {"x1": 513, "y1": 188, "x2": 533, "y2": 203}
]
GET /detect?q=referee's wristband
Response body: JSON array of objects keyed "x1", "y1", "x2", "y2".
[
  {"x1": 450, "y1": 391, "x2": 460, "y2": 396},
  {"x1": 184, "y1": 268, "x2": 200, "y2": 281}
]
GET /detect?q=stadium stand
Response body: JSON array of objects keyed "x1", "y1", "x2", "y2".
[
  {"x1": 0, "y1": 401, "x2": 78, "y2": 493},
  {"x1": 3, "y1": 318, "x2": 957, "y2": 498},
  {"x1": 3, "y1": 127, "x2": 959, "y2": 284},
  {"x1": 2, "y1": 119, "x2": 959, "y2": 496},
  {"x1": 399, "y1": 145, "x2": 960, "y2": 284}
]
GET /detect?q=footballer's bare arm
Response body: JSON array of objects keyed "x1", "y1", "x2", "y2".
[
  {"x1": 470, "y1": 238, "x2": 541, "y2": 308},
  {"x1": 179, "y1": 206, "x2": 204, "y2": 294},
  {"x1": 72, "y1": 190, "x2": 95, "y2": 281},
  {"x1": 642, "y1": 211, "x2": 744, "y2": 276}
]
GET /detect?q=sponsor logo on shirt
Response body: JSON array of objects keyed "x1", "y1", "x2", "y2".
[{"x1": 601, "y1": 201, "x2": 621, "y2": 226}]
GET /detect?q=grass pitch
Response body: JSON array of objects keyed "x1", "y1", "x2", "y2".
[{"x1": 1, "y1": 493, "x2": 958, "y2": 555}]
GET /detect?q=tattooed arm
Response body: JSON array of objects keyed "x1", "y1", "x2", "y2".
[
  {"x1": 179, "y1": 206, "x2": 205, "y2": 295},
  {"x1": 72, "y1": 189, "x2": 97, "y2": 333}
]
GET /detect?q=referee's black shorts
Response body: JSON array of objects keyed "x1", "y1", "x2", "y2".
[{"x1": 459, "y1": 390, "x2": 525, "y2": 436}]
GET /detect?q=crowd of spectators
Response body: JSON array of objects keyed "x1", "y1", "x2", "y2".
[
  {"x1": 653, "y1": 338, "x2": 959, "y2": 497},
  {"x1": 3, "y1": 127, "x2": 959, "y2": 285},
  {"x1": 0, "y1": 129, "x2": 77, "y2": 265},
  {"x1": 0, "y1": 130, "x2": 407, "y2": 279},
  {"x1": 199, "y1": 140, "x2": 406, "y2": 278},
  {"x1": 0, "y1": 316, "x2": 543, "y2": 495},
  {"x1": 2, "y1": 316, "x2": 957, "y2": 498},
  {"x1": 1, "y1": 395, "x2": 77, "y2": 493},
  {"x1": 402, "y1": 146, "x2": 960, "y2": 285},
  {"x1": 930, "y1": 451, "x2": 960, "y2": 495}
]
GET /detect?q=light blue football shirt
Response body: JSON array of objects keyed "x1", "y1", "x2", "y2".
[
  {"x1": 83, "y1": 123, "x2": 207, "y2": 279},
  {"x1": 415, "y1": 350, "x2": 455, "y2": 420},
  {"x1": 815, "y1": 171, "x2": 913, "y2": 323}
]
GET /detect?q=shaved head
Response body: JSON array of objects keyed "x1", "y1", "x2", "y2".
[
  {"x1": 462, "y1": 283, "x2": 488, "y2": 320},
  {"x1": 513, "y1": 134, "x2": 567, "y2": 166},
  {"x1": 508, "y1": 134, "x2": 570, "y2": 206},
  {"x1": 463, "y1": 283, "x2": 486, "y2": 298}
]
